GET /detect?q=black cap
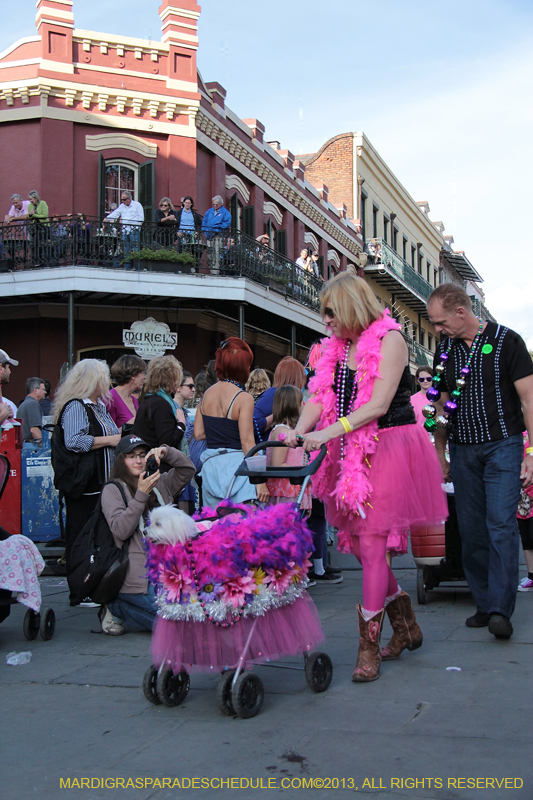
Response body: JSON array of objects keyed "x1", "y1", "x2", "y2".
[{"x1": 115, "y1": 434, "x2": 148, "y2": 456}]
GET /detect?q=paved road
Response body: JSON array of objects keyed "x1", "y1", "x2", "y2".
[{"x1": 1, "y1": 559, "x2": 531, "y2": 800}]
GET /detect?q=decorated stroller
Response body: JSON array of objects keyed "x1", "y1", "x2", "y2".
[{"x1": 142, "y1": 442, "x2": 333, "y2": 718}]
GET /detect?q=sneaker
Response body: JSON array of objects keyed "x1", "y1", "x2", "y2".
[
  {"x1": 518, "y1": 577, "x2": 533, "y2": 592},
  {"x1": 98, "y1": 605, "x2": 125, "y2": 636},
  {"x1": 79, "y1": 598, "x2": 100, "y2": 608},
  {"x1": 308, "y1": 570, "x2": 343, "y2": 584},
  {"x1": 306, "y1": 578, "x2": 317, "y2": 588},
  {"x1": 324, "y1": 565, "x2": 342, "y2": 575}
]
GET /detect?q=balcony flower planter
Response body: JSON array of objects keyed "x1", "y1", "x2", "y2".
[
  {"x1": 138, "y1": 260, "x2": 196, "y2": 274},
  {"x1": 125, "y1": 248, "x2": 196, "y2": 274},
  {"x1": 262, "y1": 275, "x2": 287, "y2": 295}
]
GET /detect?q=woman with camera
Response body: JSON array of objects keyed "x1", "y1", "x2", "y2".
[{"x1": 99, "y1": 433, "x2": 195, "y2": 635}]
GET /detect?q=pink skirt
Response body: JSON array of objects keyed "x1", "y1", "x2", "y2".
[
  {"x1": 324, "y1": 424, "x2": 448, "y2": 556},
  {"x1": 150, "y1": 593, "x2": 324, "y2": 673}
]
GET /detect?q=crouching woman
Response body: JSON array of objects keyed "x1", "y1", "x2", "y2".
[{"x1": 99, "y1": 434, "x2": 195, "y2": 635}]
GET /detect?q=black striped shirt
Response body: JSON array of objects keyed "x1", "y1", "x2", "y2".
[{"x1": 434, "y1": 322, "x2": 533, "y2": 445}]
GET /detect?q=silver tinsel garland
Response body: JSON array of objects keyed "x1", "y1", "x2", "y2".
[{"x1": 156, "y1": 580, "x2": 309, "y2": 623}]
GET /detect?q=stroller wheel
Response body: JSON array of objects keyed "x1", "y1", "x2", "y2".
[
  {"x1": 40, "y1": 608, "x2": 56, "y2": 640},
  {"x1": 305, "y1": 652, "x2": 333, "y2": 693},
  {"x1": 416, "y1": 568, "x2": 427, "y2": 605},
  {"x1": 216, "y1": 670, "x2": 236, "y2": 716},
  {"x1": 232, "y1": 672, "x2": 264, "y2": 719},
  {"x1": 142, "y1": 665, "x2": 162, "y2": 705},
  {"x1": 156, "y1": 667, "x2": 190, "y2": 707},
  {"x1": 23, "y1": 609, "x2": 40, "y2": 641}
]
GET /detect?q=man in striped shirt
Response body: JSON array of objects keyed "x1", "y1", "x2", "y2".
[{"x1": 428, "y1": 283, "x2": 533, "y2": 640}]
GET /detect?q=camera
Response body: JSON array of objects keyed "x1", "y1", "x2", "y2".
[{"x1": 144, "y1": 456, "x2": 159, "y2": 477}]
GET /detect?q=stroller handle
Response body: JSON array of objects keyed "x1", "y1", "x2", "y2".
[{"x1": 233, "y1": 441, "x2": 327, "y2": 485}]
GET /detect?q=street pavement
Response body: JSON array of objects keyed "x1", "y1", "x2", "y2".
[{"x1": 1, "y1": 549, "x2": 532, "y2": 800}]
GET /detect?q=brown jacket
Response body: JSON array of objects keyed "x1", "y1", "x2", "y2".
[{"x1": 101, "y1": 448, "x2": 195, "y2": 594}]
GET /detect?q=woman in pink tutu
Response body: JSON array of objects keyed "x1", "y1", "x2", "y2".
[{"x1": 284, "y1": 273, "x2": 448, "y2": 682}]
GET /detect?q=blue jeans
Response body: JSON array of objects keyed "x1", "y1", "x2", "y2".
[
  {"x1": 122, "y1": 229, "x2": 141, "y2": 266},
  {"x1": 450, "y1": 433, "x2": 522, "y2": 618},
  {"x1": 108, "y1": 583, "x2": 157, "y2": 631}
]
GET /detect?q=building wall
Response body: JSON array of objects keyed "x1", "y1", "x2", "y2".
[{"x1": 301, "y1": 133, "x2": 355, "y2": 218}]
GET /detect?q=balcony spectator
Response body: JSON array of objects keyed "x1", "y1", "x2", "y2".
[
  {"x1": 295, "y1": 248, "x2": 311, "y2": 270},
  {"x1": 0, "y1": 350, "x2": 18, "y2": 428},
  {"x1": 4, "y1": 193, "x2": 30, "y2": 223},
  {"x1": 106, "y1": 354, "x2": 147, "y2": 429},
  {"x1": 202, "y1": 195, "x2": 231, "y2": 274},
  {"x1": 311, "y1": 251, "x2": 324, "y2": 280},
  {"x1": 154, "y1": 197, "x2": 178, "y2": 247},
  {"x1": 27, "y1": 191, "x2": 50, "y2": 267},
  {"x1": 175, "y1": 196, "x2": 203, "y2": 241},
  {"x1": 50, "y1": 216, "x2": 69, "y2": 264},
  {"x1": 17, "y1": 377, "x2": 46, "y2": 446},
  {"x1": 104, "y1": 190, "x2": 144, "y2": 268},
  {"x1": 410, "y1": 365, "x2": 435, "y2": 426},
  {"x1": 68, "y1": 213, "x2": 92, "y2": 265}
]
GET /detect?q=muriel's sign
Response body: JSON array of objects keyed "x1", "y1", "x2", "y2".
[{"x1": 122, "y1": 317, "x2": 177, "y2": 360}]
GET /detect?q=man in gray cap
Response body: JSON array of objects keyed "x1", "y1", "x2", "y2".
[{"x1": 0, "y1": 350, "x2": 19, "y2": 427}]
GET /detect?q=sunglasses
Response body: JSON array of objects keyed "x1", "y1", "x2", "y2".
[
  {"x1": 181, "y1": 383, "x2": 194, "y2": 389},
  {"x1": 323, "y1": 307, "x2": 335, "y2": 319},
  {"x1": 418, "y1": 377, "x2": 432, "y2": 383}
]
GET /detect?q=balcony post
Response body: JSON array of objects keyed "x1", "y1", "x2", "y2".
[
  {"x1": 290, "y1": 323, "x2": 296, "y2": 358},
  {"x1": 238, "y1": 303, "x2": 245, "y2": 341},
  {"x1": 68, "y1": 292, "x2": 75, "y2": 368}
]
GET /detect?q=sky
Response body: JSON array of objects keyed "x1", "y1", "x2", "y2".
[{"x1": 2, "y1": 0, "x2": 533, "y2": 344}]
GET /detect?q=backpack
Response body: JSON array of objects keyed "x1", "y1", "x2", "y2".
[
  {"x1": 51, "y1": 400, "x2": 102, "y2": 499},
  {"x1": 67, "y1": 481, "x2": 130, "y2": 607}
]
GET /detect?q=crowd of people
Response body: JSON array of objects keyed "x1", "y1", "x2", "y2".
[{"x1": 1, "y1": 273, "x2": 532, "y2": 683}]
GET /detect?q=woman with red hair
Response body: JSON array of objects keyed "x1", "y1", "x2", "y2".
[
  {"x1": 194, "y1": 338, "x2": 269, "y2": 506},
  {"x1": 253, "y1": 356, "x2": 307, "y2": 441}
]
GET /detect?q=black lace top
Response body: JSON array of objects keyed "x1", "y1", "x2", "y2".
[{"x1": 336, "y1": 363, "x2": 415, "y2": 429}]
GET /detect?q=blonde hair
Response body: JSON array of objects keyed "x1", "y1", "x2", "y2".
[
  {"x1": 320, "y1": 272, "x2": 383, "y2": 335},
  {"x1": 245, "y1": 368, "x2": 271, "y2": 398},
  {"x1": 159, "y1": 196, "x2": 175, "y2": 211},
  {"x1": 143, "y1": 355, "x2": 183, "y2": 396},
  {"x1": 53, "y1": 359, "x2": 111, "y2": 422}
]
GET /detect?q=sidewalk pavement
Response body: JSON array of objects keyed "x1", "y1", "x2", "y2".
[{"x1": 1, "y1": 555, "x2": 532, "y2": 800}]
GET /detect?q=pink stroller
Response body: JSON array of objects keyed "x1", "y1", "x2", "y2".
[{"x1": 142, "y1": 442, "x2": 333, "y2": 718}]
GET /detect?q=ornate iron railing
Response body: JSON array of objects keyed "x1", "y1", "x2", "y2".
[
  {"x1": 471, "y1": 297, "x2": 496, "y2": 323},
  {"x1": 365, "y1": 238, "x2": 434, "y2": 301},
  {"x1": 0, "y1": 218, "x2": 324, "y2": 313}
]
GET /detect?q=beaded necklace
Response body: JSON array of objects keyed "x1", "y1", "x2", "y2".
[
  {"x1": 335, "y1": 340, "x2": 358, "y2": 459},
  {"x1": 423, "y1": 318, "x2": 484, "y2": 432}
]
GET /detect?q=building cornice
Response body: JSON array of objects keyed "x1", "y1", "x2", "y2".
[{"x1": 196, "y1": 107, "x2": 363, "y2": 260}]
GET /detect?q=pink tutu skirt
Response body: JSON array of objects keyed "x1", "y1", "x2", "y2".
[
  {"x1": 324, "y1": 424, "x2": 448, "y2": 556},
  {"x1": 150, "y1": 593, "x2": 324, "y2": 673}
]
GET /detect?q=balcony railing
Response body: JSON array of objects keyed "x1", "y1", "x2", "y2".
[
  {"x1": 0, "y1": 218, "x2": 323, "y2": 313},
  {"x1": 365, "y1": 238, "x2": 434, "y2": 302},
  {"x1": 471, "y1": 297, "x2": 496, "y2": 323}
]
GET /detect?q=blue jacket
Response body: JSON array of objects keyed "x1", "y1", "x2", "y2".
[{"x1": 202, "y1": 206, "x2": 232, "y2": 238}]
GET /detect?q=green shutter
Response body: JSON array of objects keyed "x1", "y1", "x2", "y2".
[
  {"x1": 98, "y1": 153, "x2": 106, "y2": 218},
  {"x1": 243, "y1": 205, "x2": 255, "y2": 237},
  {"x1": 275, "y1": 229, "x2": 287, "y2": 255},
  {"x1": 139, "y1": 159, "x2": 155, "y2": 223}
]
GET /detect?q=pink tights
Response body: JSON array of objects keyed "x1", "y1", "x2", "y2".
[{"x1": 350, "y1": 534, "x2": 399, "y2": 611}]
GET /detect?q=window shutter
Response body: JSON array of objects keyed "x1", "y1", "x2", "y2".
[
  {"x1": 243, "y1": 205, "x2": 255, "y2": 237},
  {"x1": 98, "y1": 154, "x2": 106, "y2": 218},
  {"x1": 139, "y1": 159, "x2": 155, "y2": 223},
  {"x1": 275, "y1": 229, "x2": 287, "y2": 255},
  {"x1": 230, "y1": 193, "x2": 239, "y2": 230},
  {"x1": 317, "y1": 255, "x2": 324, "y2": 277}
]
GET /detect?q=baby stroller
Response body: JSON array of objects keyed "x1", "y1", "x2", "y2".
[
  {"x1": 0, "y1": 454, "x2": 56, "y2": 640},
  {"x1": 142, "y1": 442, "x2": 333, "y2": 718}
]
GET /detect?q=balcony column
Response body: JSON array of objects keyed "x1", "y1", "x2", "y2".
[
  {"x1": 238, "y1": 303, "x2": 245, "y2": 341},
  {"x1": 290, "y1": 323, "x2": 296, "y2": 358},
  {"x1": 68, "y1": 292, "x2": 75, "y2": 368}
]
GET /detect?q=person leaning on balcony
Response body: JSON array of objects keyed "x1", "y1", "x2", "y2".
[
  {"x1": 175, "y1": 196, "x2": 203, "y2": 239},
  {"x1": 104, "y1": 191, "x2": 144, "y2": 268},
  {"x1": 27, "y1": 191, "x2": 50, "y2": 266},
  {"x1": 4, "y1": 193, "x2": 30, "y2": 223},
  {"x1": 154, "y1": 197, "x2": 178, "y2": 247},
  {"x1": 27, "y1": 191, "x2": 49, "y2": 224},
  {"x1": 202, "y1": 195, "x2": 231, "y2": 274}
]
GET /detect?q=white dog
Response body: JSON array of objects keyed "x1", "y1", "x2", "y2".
[{"x1": 146, "y1": 505, "x2": 201, "y2": 546}]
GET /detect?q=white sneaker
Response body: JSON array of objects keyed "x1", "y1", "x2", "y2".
[
  {"x1": 517, "y1": 577, "x2": 533, "y2": 592},
  {"x1": 98, "y1": 605, "x2": 125, "y2": 636},
  {"x1": 79, "y1": 598, "x2": 100, "y2": 608}
]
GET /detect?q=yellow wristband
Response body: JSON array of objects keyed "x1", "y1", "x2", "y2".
[
  {"x1": 526, "y1": 447, "x2": 533, "y2": 455},
  {"x1": 339, "y1": 416, "x2": 353, "y2": 434}
]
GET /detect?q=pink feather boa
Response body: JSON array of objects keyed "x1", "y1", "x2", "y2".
[{"x1": 308, "y1": 311, "x2": 401, "y2": 520}]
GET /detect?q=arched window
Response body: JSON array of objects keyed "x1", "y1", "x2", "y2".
[{"x1": 104, "y1": 160, "x2": 138, "y2": 212}]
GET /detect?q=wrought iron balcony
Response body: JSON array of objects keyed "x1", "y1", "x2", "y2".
[
  {"x1": 413, "y1": 341, "x2": 434, "y2": 367},
  {"x1": 364, "y1": 238, "x2": 434, "y2": 316},
  {"x1": 471, "y1": 297, "x2": 496, "y2": 323},
  {"x1": 0, "y1": 218, "x2": 323, "y2": 314}
]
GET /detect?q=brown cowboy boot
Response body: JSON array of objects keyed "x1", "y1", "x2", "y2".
[
  {"x1": 352, "y1": 605, "x2": 385, "y2": 682},
  {"x1": 380, "y1": 591, "x2": 423, "y2": 661}
]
